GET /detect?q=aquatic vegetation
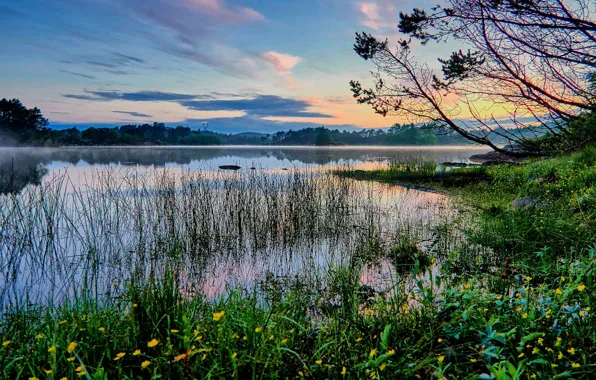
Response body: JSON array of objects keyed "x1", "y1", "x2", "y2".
[{"x1": 0, "y1": 147, "x2": 593, "y2": 378}]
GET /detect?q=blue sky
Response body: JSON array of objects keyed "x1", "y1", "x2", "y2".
[{"x1": 0, "y1": 0, "x2": 444, "y2": 133}]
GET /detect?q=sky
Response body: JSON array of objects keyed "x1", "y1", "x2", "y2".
[{"x1": 0, "y1": 0, "x2": 447, "y2": 133}]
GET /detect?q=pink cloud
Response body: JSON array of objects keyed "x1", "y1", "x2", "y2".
[
  {"x1": 261, "y1": 51, "x2": 302, "y2": 75},
  {"x1": 358, "y1": 0, "x2": 396, "y2": 30},
  {"x1": 184, "y1": 0, "x2": 265, "y2": 24}
]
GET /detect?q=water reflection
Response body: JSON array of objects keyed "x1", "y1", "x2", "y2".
[
  {"x1": 0, "y1": 146, "x2": 484, "y2": 309},
  {"x1": 0, "y1": 146, "x2": 488, "y2": 194}
]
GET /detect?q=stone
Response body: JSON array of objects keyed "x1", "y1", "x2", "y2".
[
  {"x1": 511, "y1": 197, "x2": 549, "y2": 210},
  {"x1": 219, "y1": 165, "x2": 241, "y2": 170}
]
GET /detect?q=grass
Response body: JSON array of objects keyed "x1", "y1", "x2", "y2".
[
  {"x1": 2, "y1": 247, "x2": 595, "y2": 379},
  {"x1": 1, "y1": 148, "x2": 595, "y2": 379}
]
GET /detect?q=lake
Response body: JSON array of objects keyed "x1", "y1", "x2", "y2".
[{"x1": 0, "y1": 146, "x2": 488, "y2": 309}]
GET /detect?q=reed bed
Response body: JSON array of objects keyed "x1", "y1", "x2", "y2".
[{"x1": 0, "y1": 166, "x2": 458, "y2": 311}]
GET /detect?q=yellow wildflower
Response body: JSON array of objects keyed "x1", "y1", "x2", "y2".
[
  {"x1": 99, "y1": 327, "x2": 105, "y2": 332},
  {"x1": 537, "y1": 338, "x2": 544, "y2": 346},
  {"x1": 568, "y1": 347, "x2": 575, "y2": 355},
  {"x1": 518, "y1": 353, "x2": 525, "y2": 358},
  {"x1": 578, "y1": 284, "x2": 586, "y2": 292},
  {"x1": 29, "y1": 377, "x2": 39, "y2": 380},
  {"x1": 44, "y1": 369, "x2": 53, "y2": 374},
  {"x1": 580, "y1": 310, "x2": 586, "y2": 316},
  {"x1": 35, "y1": 333, "x2": 45, "y2": 340},
  {"x1": 141, "y1": 360, "x2": 151, "y2": 368},
  {"x1": 75, "y1": 366, "x2": 84, "y2": 372},
  {"x1": 195, "y1": 335, "x2": 203, "y2": 341},
  {"x1": 464, "y1": 283, "x2": 471, "y2": 290},
  {"x1": 174, "y1": 353, "x2": 187, "y2": 362},
  {"x1": 315, "y1": 359, "x2": 323, "y2": 365},
  {"x1": 341, "y1": 366, "x2": 347, "y2": 375},
  {"x1": 380, "y1": 363, "x2": 387, "y2": 371},
  {"x1": 356, "y1": 337, "x2": 363, "y2": 342},
  {"x1": 526, "y1": 276, "x2": 532, "y2": 282},
  {"x1": 77, "y1": 371, "x2": 86, "y2": 377},
  {"x1": 232, "y1": 352, "x2": 238, "y2": 359},
  {"x1": 201, "y1": 353, "x2": 207, "y2": 360},
  {"x1": 298, "y1": 371, "x2": 304, "y2": 377},
  {"x1": 522, "y1": 313, "x2": 528, "y2": 319},
  {"x1": 67, "y1": 357, "x2": 75, "y2": 362},
  {"x1": 532, "y1": 347, "x2": 539, "y2": 354},
  {"x1": 437, "y1": 338, "x2": 443, "y2": 343},
  {"x1": 561, "y1": 276, "x2": 565, "y2": 281},
  {"x1": 572, "y1": 362, "x2": 580, "y2": 368},
  {"x1": 212, "y1": 311, "x2": 225, "y2": 321},
  {"x1": 133, "y1": 349, "x2": 141, "y2": 356},
  {"x1": 171, "y1": 329, "x2": 179, "y2": 333},
  {"x1": 438, "y1": 355, "x2": 445, "y2": 363},
  {"x1": 556, "y1": 288, "x2": 563, "y2": 295},
  {"x1": 2, "y1": 341, "x2": 11, "y2": 347},
  {"x1": 386, "y1": 349, "x2": 395, "y2": 356},
  {"x1": 255, "y1": 327, "x2": 263, "y2": 333},
  {"x1": 558, "y1": 352, "x2": 563, "y2": 359},
  {"x1": 147, "y1": 339, "x2": 159, "y2": 348},
  {"x1": 470, "y1": 358, "x2": 477, "y2": 362},
  {"x1": 281, "y1": 339, "x2": 288, "y2": 344},
  {"x1": 516, "y1": 307, "x2": 522, "y2": 312},
  {"x1": 114, "y1": 352, "x2": 126, "y2": 361},
  {"x1": 67, "y1": 342, "x2": 77, "y2": 353},
  {"x1": 369, "y1": 348, "x2": 376, "y2": 357}
]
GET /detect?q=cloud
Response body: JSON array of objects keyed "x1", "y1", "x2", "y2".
[
  {"x1": 261, "y1": 51, "x2": 302, "y2": 75},
  {"x1": 63, "y1": 90, "x2": 211, "y2": 102},
  {"x1": 112, "y1": 53, "x2": 145, "y2": 64},
  {"x1": 113, "y1": 111, "x2": 153, "y2": 118},
  {"x1": 180, "y1": 95, "x2": 333, "y2": 118},
  {"x1": 60, "y1": 70, "x2": 96, "y2": 80},
  {"x1": 357, "y1": 0, "x2": 396, "y2": 30},
  {"x1": 61, "y1": 91, "x2": 331, "y2": 119},
  {"x1": 183, "y1": 0, "x2": 265, "y2": 24}
]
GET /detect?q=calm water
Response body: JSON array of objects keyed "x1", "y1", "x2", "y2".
[
  {"x1": 0, "y1": 145, "x2": 488, "y2": 192},
  {"x1": 0, "y1": 146, "x2": 488, "y2": 308}
]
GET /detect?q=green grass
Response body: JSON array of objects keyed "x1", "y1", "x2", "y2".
[
  {"x1": 2, "y1": 247, "x2": 596, "y2": 379},
  {"x1": 341, "y1": 147, "x2": 596, "y2": 263},
  {"x1": 2, "y1": 148, "x2": 596, "y2": 379}
]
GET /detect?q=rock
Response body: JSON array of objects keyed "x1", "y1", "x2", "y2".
[
  {"x1": 511, "y1": 197, "x2": 549, "y2": 210},
  {"x1": 470, "y1": 151, "x2": 524, "y2": 165},
  {"x1": 219, "y1": 165, "x2": 241, "y2": 170}
]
